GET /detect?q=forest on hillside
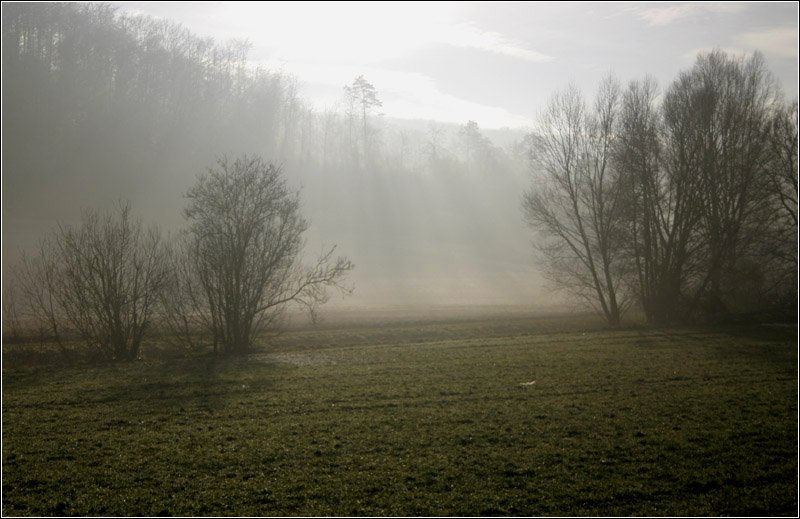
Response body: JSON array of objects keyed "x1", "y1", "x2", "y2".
[{"x1": 2, "y1": 2, "x2": 537, "y2": 312}]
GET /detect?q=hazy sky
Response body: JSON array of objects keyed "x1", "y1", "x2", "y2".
[{"x1": 114, "y1": 1, "x2": 798, "y2": 129}]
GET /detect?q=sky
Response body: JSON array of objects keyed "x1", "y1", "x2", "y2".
[{"x1": 113, "y1": 1, "x2": 798, "y2": 129}]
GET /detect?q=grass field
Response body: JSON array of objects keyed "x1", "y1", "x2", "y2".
[{"x1": 2, "y1": 312, "x2": 797, "y2": 516}]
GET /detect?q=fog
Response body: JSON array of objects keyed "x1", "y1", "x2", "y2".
[{"x1": 2, "y1": 2, "x2": 797, "y2": 314}]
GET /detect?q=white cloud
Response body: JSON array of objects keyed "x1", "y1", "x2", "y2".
[
  {"x1": 682, "y1": 26, "x2": 798, "y2": 63},
  {"x1": 170, "y1": 2, "x2": 552, "y2": 65},
  {"x1": 634, "y1": 2, "x2": 748, "y2": 26},
  {"x1": 443, "y1": 22, "x2": 554, "y2": 63},
  {"x1": 385, "y1": 82, "x2": 535, "y2": 129},
  {"x1": 739, "y1": 27, "x2": 798, "y2": 58}
]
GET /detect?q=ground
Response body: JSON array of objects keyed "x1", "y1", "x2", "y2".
[{"x1": 2, "y1": 310, "x2": 797, "y2": 516}]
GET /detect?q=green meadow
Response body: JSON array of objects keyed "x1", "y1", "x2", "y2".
[{"x1": 2, "y1": 313, "x2": 797, "y2": 516}]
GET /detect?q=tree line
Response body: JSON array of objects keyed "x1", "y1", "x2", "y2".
[
  {"x1": 524, "y1": 51, "x2": 797, "y2": 326},
  {"x1": 2, "y1": 2, "x2": 520, "y2": 182}
]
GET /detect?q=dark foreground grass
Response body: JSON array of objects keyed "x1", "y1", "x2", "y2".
[{"x1": 2, "y1": 315, "x2": 797, "y2": 516}]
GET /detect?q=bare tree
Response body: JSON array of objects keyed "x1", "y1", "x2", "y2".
[
  {"x1": 754, "y1": 99, "x2": 799, "y2": 302},
  {"x1": 16, "y1": 202, "x2": 170, "y2": 360},
  {"x1": 159, "y1": 238, "x2": 208, "y2": 352},
  {"x1": 667, "y1": 51, "x2": 782, "y2": 317},
  {"x1": 171, "y1": 155, "x2": 353, "y2": 355},
  {"x1": 767, "y1": 100, "x2": 798, "y2": 233},
  {"x1": 615, "y1": 52, "x2": 789, "y2": 322},
  {"x1": 2, "y1": 282, "x2": 23, "y2": 343},
  {"x1": 523, "y1": 78, "x2": 629, "y2": 326},
  {"x1": 615, "y1": 76, "x2": 705, "y2": 324},
  {"x1": 16, "y1": 239, "x2": 68, "y2": 353}
]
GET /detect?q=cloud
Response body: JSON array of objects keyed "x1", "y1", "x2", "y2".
[
  {"x1": 682, "y1": 26, "x2": 798, "y2": 62},
  {"x1": 739, "y1": 27, "x2": 798, "y2": 58},
  {"x1": 443, "y1": 22, "x2": 554, "y2": 63},
  {"x1": 158, "y1": 2, "x2": 552, "y2": 65},
  {"x1": 633, "y1": 2, "x2": 748, "y2": 26}
]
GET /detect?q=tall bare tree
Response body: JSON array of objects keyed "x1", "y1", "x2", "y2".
[
  {"x1": 523, "y1": 78, "x2": 629, "y2": 325},
  {"x1": 172, "y1": 155, "x2": 353, "y2": 355},
  {"x1": 767, "y1": 100, "x2": 798, "y2": 233},
  {"x1": 615, "y1": 77, "x2": 706, "y2": 324},
  {"x1": 755, "y1": 99, "x2": 799, "y2": 302},
  {"x1": 667, "y1": 51, "x2": 782, "y2": 316},
  {"x1": 615, "y1": 52, "x2": 789, "y2": 322}
]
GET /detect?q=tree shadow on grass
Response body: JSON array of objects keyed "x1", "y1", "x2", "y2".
[
  {"x1": 139, "y1": 354, "x2": 284, "y2": 415},
  {"x1": 32, "y1": 353, "x2": 288, "y2": 423},
  {"x1": 659, "y1": 324, "x2": 798, "y2": 370},
  {"x1": 713, "y1": 323, "x2": 797, "y2": 343}
]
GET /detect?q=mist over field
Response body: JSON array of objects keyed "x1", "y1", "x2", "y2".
[
  {"x1": 4, "y1": 2, "x2": 796, "y2": 317},
  {"x1": 1, "y1": 2, "x2": 549, "y2": 311}
]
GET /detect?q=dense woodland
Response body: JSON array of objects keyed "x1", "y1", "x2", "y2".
[{"x1": 2, "y1": 3, "x2": 797, "y2": 358}]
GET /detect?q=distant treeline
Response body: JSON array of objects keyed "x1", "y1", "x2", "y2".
[
  {"x1": 2, "y1": 2, "x2": 797, "y2": 336},
  {"x1": 2, "y1": 2, "x2": 525, "y2": 180},
  {"x1": 3, "y1": 2, "x2": 301, "y2": 192}
]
